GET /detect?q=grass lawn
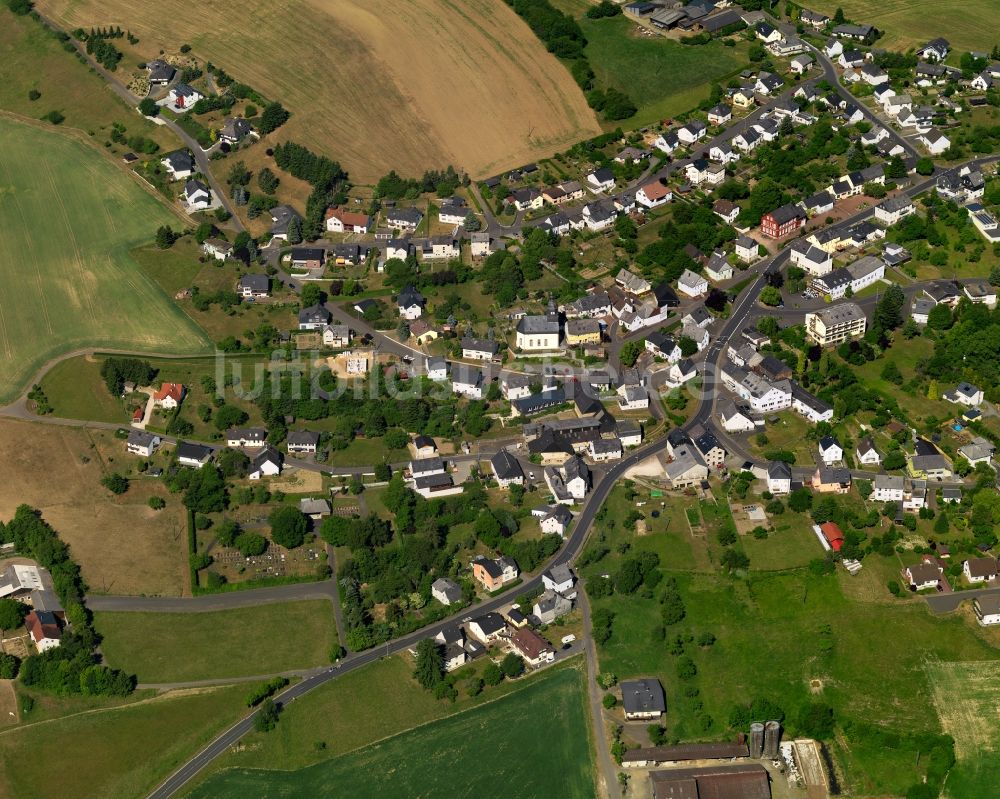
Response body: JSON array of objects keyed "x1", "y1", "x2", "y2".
[
  {"x1": 0, "y1": 684, "x2": 246, "y2": 799},
  {"x1": 187, "y1": 662, "x2": 594, "y2": 799},
  {"x1": 0, "y1": 116, "x2": 210, "y2": 404},
  {"x1": 581, "y1": 17, "x2": 749, "y2": 128},
  {"x1": 590, "y1": 562, "x2": 1000, "y2": 795},
  {"x1": 0, "y1": 8, "x2": 175, "y2": 152},
  {"x1": 40, "y1": 353, "x2": 268, "y2": 437},
  {"x1": 854, "y1": 337, "x2": 955, "y2": 424},
  {"x1": 751, "y1": 411, "x2": 817, "y2": 465},
  {"x1": 94, "y1": 601, "x2": 336, "y2": 682},
  {"x1": 808, "y1": 0, "x2": 1000, "y2": 53}
]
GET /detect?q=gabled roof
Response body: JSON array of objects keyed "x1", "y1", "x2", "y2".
[{"x1": 490, "y1": 449, "x2": 524, "y2": 481}]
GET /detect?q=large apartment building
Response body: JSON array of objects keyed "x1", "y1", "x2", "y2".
[{"x1": 805, "y1": 302, "x2": 867, "y2": 346}]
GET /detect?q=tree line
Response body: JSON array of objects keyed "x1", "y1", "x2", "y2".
[
  {"x1": 504, "y1": 0, "x2": 636, "y2": 120},
  {"x1": 0, "y1": 506, "x2": 134, "y2": 696}
]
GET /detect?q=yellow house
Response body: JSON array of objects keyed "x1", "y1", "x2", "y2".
[
  {"x1": 565, "y1": 319, "x2": 602, "y2": 347},
  {"x1": 732, "y1": 87, "x2": 756, "y2": 108}
]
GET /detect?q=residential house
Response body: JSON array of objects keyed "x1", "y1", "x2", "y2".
[
  {"x1": 719, "y1": 399, "x2": 761, "y2": 433},
  {"x1": 856, "y1": 438, "x2": 881, "y2": 466},
  {"x1": 943, "y1": 382, "x2": 983, "y2": 406},
  {"x1": 425, "y1": 357, "x2": 448, "y2": 381},
  {"x1": 290, "y1": 247, "x2": 325, "y2": 270},
  {"x1": 590, "y1": 438, "x2": 623, "y2": 462},
  {"x1": 677, "y1": 120, "x2": 708, "y2": 145},
  {"x1": 799, "y1": 8, "x2": 829, "y2": 28},
  {"x1": 536, "y1": 503, "x2": 573, "y2": 536},
  {"x1": 26, "y1": 610, "x2": 61, "y2": 652},
  {"x1": 183, "y1": 179, "x2": 213, "y2": 211},
  {"x1": 694, "y1": 430, "x2": 726, "y2": 469},
  {"x1": 542, "y1": 564, "x2": 576, "y2": 595},
  {"x1": 432, "y1": 577, "x2": 463, "y2": 606},
  {"x1": 652, "y1": 131, "x2": 680, "y2": 155},
  {"x1": 412, "y1": 435, "x2": 437, "y2": 459},
  {"x1": 646, "y1": 332, "x2": 681, "y2": 362},
  {"x1": 509, "y1": 627, "x2": 555, "y2": 667},
  {"x1": 565, "y1": 318, "x2": 601, "y2": 347},
  {"x1": 677, "y1": 269, "x2": 709, "y2": 298},
  {"x1": 832, "y1": 23, "x2": 876, "y2": 42},
  {"x1": 636, "y1": 180, "x2": 672, "y2": 209},
  {"x1": 975, "y1": 594, "x2": 1000, "y2": 626},
  {"x1": 248, "y1": 446, "x2": 282, "y2": 480},
  {"x1": 287, "y1": 430, "x2": 320, "y2": 455},
  {"x1": 664, "y1": 441, "x2": 708, "y2": 488},
  {"x1": 801, "y1": 190, "x2": 835, "y2": 217},
  {"x1": 490, "y1": 449, "x2": 525, "y2": 488},
  {"x1": 126, "y1": 430, "x2": 160, "y2": 457},
  {"x1": 735, "y1": 234, "x2": 761, "y2": 263},
  {"x1": 905, "y1": 560, "x2": 943, "y2": 591},
  {"x1": 461, "y1": 337, "x2": 500, "y2": 361},
  {"x1": 396, "y1": 285, "x2": 425, "y2": 320},
  {"x1": 532, "y1": 590, "x2": 573, "y2": 625},
  {"x1": 766, "y1": 460, "x2": 792, "y2": 494},
  {"x1": 468, "y1": 612, "x2": 508, "y2": 643},
  {"x1": 790, "y1": 54, "x2": 814, "y2": 74},
  {"x1": 298, "y1": 304, "x2": 331, "y2": 330},
  {"x1": 618, "y1": 385, "x2": 649, "y2": 411},
  {"x1": 789, "y1": 240, "x2": 833, "y2": 276},
  {"x1": 322, "y1": 324, "x2": 351, "y2": 348},
  {"x1": 227, "y1": 427, "x2": 267, "y2": 448},
  {"x1": 963, "y1": 280, "x2": 998, "y2": 309},
  {"x1": 153, "y1": 382, "x2": 185, "y2": 410},
  {"x1": 146, "y1": 59, "x2": 176, "y2": 85},
  {"x1": 545, "y1": 455, "x2": 590, "y2": 504},
  {"x1": 812, "y1": 467, "x2": 852, "y2": 494},
  {"x1": 918, "y1": 129, "x2": 951, "y2": 155},
  {"x1": 761, "y1": 203, "x2": 806, "y2": 238},
  {"x1": 167, "y1": 83, "x2": 203, "y2": 109},
  {"x1": 219, "y1": 117, "x2": 251, "y2": 145},
  {"x1": 325, "y1": 207, "x2": 371, "y2": 234},
  {"x1": 712, "y1": 199, "x2": 740, "y2": 224},
  {"x1": 586, "y1": 167, "x2": 616, "y2": 192},
  {"x1": 386, "y1": 207, "x2": 423, "y2": 231},
  {"x1": 818, "y1": 436, "x2": 843, "y2": 465},
  {"x1": 176, "y1": 441, "x2": 213, "y2": 468},
  {"x1": 238, "y1": 273, "x2": 270, "y2": 299},
  {"x1": 805, "y1": 303, "x2": 867, "y2": 346},
  {"x1": 874, "y1": 196, "x2": 915, "y2": 226},
  {"x1": 707, "y1": 103, "x2": 732, "y2": 125},
  {"x1": 161, "y1": 150, "x2": 195, "y2": 180},
  {"x1": 621, "y1": 679, "x2": 666, "y2": 721},
  {"x1": 451, "y1": 365, "x2": 485, "y2": 399},
  {"x1": 471, "y1": 556, "x2": 519, "y2": 592},
  {"x1": 873, "y1": 474, "x2": 905, "y2": 502},
  {"x1": 201, "y1": 237, "x2": 234, "y2": 262},
  {"x1": 918, "y1": 37, "x2": 950, "y2": 62},
  {"x1": 958, "y1": 437, "x2": 995, "y2": 468},
  {"x1": 963, "y1": 557, "x2": 997, "y2": 584}
]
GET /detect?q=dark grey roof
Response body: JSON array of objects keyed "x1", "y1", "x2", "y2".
[
  {"x1": 461, "y1": 337, "x2": 500, "y2": 355},
  {"x1": 470, "y1": 610, "x2": 506, "y2": 635},
  {"x1": 298, "y1": 304, "x2": 331, "y2": 324},
  {"x1": 490, "y1": 449, "x2": 524, "y2": 481},
  {"x1": 767, "y1": 203, "x2": 804, "y2": 225},
  {"x1": 621, "y1": 678, "x2": 666, "y2": 714},
  {"x1": 287, "y1": 430, "x2": 320, "y2": 447},
  {"x1": 163, "y1": 149, "x2": 195, "y2": 172},
  {"x1": 767, "y1": 460, "x2": 792, "y2": 479},
  {"x1": 291, "y1": 247, "x2": 325, "y2": 261},
  {"x1": 176, "y1": 441, "x2": 212, "y2": 462},
  {"x1": 397, "y1": 285, "x2": 425, "y2": 309},
  {"x1": 239, "y1": 274, "x2": 270, "y2": 292},
  {"x1": 516, "y1": 314, "x2": 559, "y2": 335},
  {"x1": 127, "y1": 429, "x2": 157, "y2": 447}
]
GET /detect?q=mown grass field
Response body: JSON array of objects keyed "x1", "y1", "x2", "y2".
[
  {"x1": 187, "y1": 662, "x2": 594, "y2": 799},
  {"x1": 94, "y1": 601, "x2": 337, "y2": 682},
  {"x1": 581, "y1": 16, "x2": 749, "y2": 128},
  {"x1": 0, "y1": 8, "x2": 174, "y2": 150},
  {"x1": 809, "y1": 0, "x2": 1000, "y2": 53},
  {"x1": 37, "y1": 0, "x2": 601, "y2": 182},
  {"x1": 589, "y1": 557, "x2": 1000, "y2": 795},
  {"x1": 0, "y1": 418, "x2": 188, "y2": 596},
  {"x1": 0, "y1": 116, "x2": 210, "y2": 404},
  {"x1": 0, "y1": 685, "x2": 246, "y2": 799}
]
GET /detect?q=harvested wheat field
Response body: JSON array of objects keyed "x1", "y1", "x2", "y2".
[
  {"x1": 0, "y1": 419, "x2": 188, "y2": 597},
  {"x1": 38, "y1": 0, "x2": 602, "y2": 182},
  {"x1": 926, "y1": 659, "x2": 1000, "y2": 759}
]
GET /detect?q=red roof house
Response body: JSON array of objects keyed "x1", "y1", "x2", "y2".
[
  {"x1": 152, "y1": 383, "x2": 185, "y2": 409},
  {"x1": 820, "y1": 521, "x2": 845, "y2": 552}
]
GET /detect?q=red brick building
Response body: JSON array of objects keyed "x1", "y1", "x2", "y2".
[{"x1": 761, "y1": 203, "x2": 806, "y2": 238}]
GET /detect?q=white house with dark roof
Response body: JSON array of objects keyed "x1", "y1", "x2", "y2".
[
  {"x1": 248, "y1": 446, "x2": 282, "y2": 480},
  {"x1": 126, "y1": 430, "x2": 160, "y2": 457},
  {"x1": 943, "y1": 382, "x2": 983, "y2": 406},
  {"x1": 766, "y1": 460, "x2": 792, "y2": 494},
  {"x1": 183, "y1": 179, "x2": 213, "y2": 211},
  {"x1": 396, "y1": 285, "x2": 425, "y2": 320},
  {"x1": 490, "y1": 449, "x2": 524, "y2": 488},
  {"x1": 161, "y1": 150, "x2": 195, "y2": 180},
  {"x1": 677, "y1": 269, "x2": 708, "y2": 298}
]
